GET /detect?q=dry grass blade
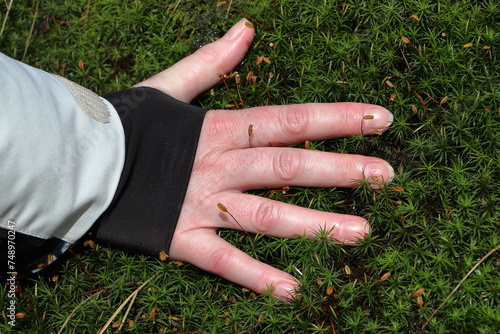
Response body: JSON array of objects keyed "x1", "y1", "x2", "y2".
[
  {"x1": 22, "y1": 0, "x2": 38, "y2": 62},
  {"x1": 225, "y1": 0, "x2": 233, "y2": 19},
  {"x1": 421, "y1": 243, "x2": 500, "y2": 331},
  {"x1": 160, "y1": 0, "x2": 181, "y2": 35},
  {"x1": 0, "y1": 0, "x2": 14, "y2": 37},
  {"x1": 116, "y1": 286, "x2": 140, "y2": 332},
  {"x1": 58, "y1": 290, "x2": 103, "y2": 334},
  {"x1": 97, "y1": 272, "x2": 159, "y2": 334}
]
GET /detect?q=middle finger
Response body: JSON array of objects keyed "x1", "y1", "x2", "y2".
[{"x1": 219, "y1": 147, "x2": 394, "y2": 190}]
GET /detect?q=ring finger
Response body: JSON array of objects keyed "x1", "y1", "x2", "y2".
[{"x1": 213, "y1": 193, "x2": 370, "y2": 244}]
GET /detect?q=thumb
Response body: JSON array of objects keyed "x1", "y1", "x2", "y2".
[{"x1": 135, "y1": 19, "x2": 255, "y2": 103}]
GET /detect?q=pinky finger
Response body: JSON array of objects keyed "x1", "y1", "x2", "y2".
[{"x1": 169, "y1": 229, "x2": 299, "y2": 300}]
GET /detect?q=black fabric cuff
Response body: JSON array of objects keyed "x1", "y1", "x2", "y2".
[{"x1": 96, "y1": 87, "x2": 208, "y2": 256}]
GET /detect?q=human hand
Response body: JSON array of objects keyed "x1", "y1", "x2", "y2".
[{"x1": 135, "y1": 19, "x2": 394, "y2": 300}]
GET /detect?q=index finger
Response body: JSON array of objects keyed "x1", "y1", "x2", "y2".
[{"x1": 202, "y1": 103, "x2": 393, "y2": 149}]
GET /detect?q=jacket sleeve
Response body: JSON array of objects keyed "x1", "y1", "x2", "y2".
[
  {"x1": 95, "y1": 87, "x2": 207, "y2": 256},
  {"x1": 0, "y1": 53, "x2": 207, "y2": 279}
]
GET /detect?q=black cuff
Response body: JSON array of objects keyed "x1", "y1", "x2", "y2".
[{"x1": 96, "y1": 87, "x2": 208, "y2": 256}]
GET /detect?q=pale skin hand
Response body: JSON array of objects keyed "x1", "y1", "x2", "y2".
[{"x1": 135, "y1": 19, "x2": 394, "y2": 300}]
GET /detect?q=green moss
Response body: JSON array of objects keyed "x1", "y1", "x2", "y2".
[{"x1": 1, "y1": 1, "x2": 499, "y2": 333}]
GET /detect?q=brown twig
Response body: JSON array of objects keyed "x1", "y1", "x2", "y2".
[
  {"x1": 219, "y1": 73, "x2": 240, "y2": 109},
  {"x1": 67, "y1": 248, "x2": 106, "y2": 294},
  {"x1": 26, "y1": 5, "x2": 73, "y2": 25},
  {"x1": 218, "y1": 1, "x2": 272, "y2": 31}
]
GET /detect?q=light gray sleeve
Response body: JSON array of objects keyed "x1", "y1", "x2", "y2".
[{"x1": 0, "y1": 52, "x2": 125, "y2": 243}]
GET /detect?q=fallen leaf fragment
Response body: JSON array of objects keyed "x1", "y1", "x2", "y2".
[
  {"x1": 417, "y1": 295, "x2": 424, "y2": 307},
  {"x1": 344, "y1": 264, "x2": 351, "y2": 275},
  {"x1": 412, "y1": 288, "x2": 425, "y2": 297},
  {"x1": 380, "y1": 272, "x2": 391, "y2": 282},
  {"x1": 150, "y1": 306, "x2": 159, "y2": 323},
  {"x1": 159, "y1": 251, "x2": 168, "y2": 261}
]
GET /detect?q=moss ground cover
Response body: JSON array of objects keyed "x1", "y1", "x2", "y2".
[{"x1": 1, "y1": 1, "x2": 499, "y2": 333}]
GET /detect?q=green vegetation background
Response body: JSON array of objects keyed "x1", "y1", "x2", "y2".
[{"x1": 1, "y1": 0, "x2": 499, "y2": 333}]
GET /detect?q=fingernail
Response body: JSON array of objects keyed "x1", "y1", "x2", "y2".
[
  {"x1": 275, "y1": 281, "x2": 298, "y2": 301},
  {"x1": 341, "y1": 220, "x2": 371, "y2": 244},
  {"x1": 364, "y1": 162, "x2": 395, "y2": 187},
  {"x1": 222, "y1": 19, "x2": 253, "y2": 41},
  {"x1": 363, "y1": 108, "x2": 393, "y2": 134}
]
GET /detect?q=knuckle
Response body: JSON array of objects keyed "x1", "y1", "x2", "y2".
[
  {"x1": 194, "y1": 44, "x2": 219, "y2": 65},
  {"x1": 208, "y1": 247, "x2": 235, "y2": 276},
  {"x1": 254, "y1": 271, "x2": 274, "y2": 293},
  {"x1": 279, "y1": 104, "x2": 309, "y2": 137},
  {"x1": 202, "y1": 111, "x2": 240, "y2": 146},
  {"x1": 253, "y1": 201, "x2": 281, "y2": 234},
  {"x1": 273, "y1": 149, "x2": 302, "y2": 181}
]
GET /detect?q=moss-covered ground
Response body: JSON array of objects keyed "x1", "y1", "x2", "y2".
[{"x1": 1, "y1": 1, "x2": 499, "y2": 333}]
